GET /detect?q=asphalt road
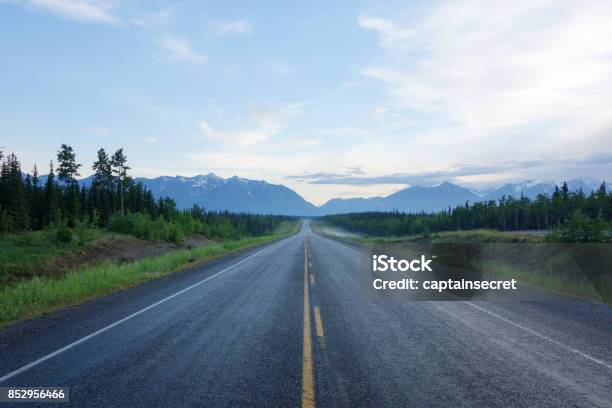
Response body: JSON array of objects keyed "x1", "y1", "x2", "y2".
[{"x1": 0, "y1": 221, "x2": 610, "y2": 407}]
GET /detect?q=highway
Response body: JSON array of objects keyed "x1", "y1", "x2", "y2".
[{"x1": 0, "y1": 221, "x2": 610, "y2": 407}]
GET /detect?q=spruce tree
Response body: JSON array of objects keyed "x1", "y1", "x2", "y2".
[
  {"x1": 2, "y1": 154, "x2": 28, "y2": 231},
  {"x1": 44, "y1": 161, "x2": 60, "y2": 226},
  {"x1": 57, "y1": 144, "x2": 82, "y2": 226},
  {"x1": 92, "y1": 148, "x2": 113, "y2": 187},
  {"x1": 56, "y1": 144, "x2": 81, "y2": 184},
  {"x1": 111, "y1": 148, "x2": 130, "y2": 214}
]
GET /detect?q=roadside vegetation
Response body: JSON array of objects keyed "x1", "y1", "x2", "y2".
[
  {"x1": 317, "y1": 188, "x2": 611, "y2": 304},
  {"x1": 479, "y1": 259, "x2": 611, "y2": 304},
  {"x1": 0, "y1": 146, "x2": 297, "y2": 325},
  {"x1": 322, "y1": 181, "x2": 611, "y2": 243},
  {"x1": 0, "y1": 228, "x2": 296, "y2": 326},
  {"x1": 0, "y1": 147, "x2": 288, "y2": 242},
  {"x1": 346, "y1": 229, "x2": 544, "y2": 245}
]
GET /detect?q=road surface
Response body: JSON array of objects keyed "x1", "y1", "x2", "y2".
[{"x1": 0, "y1": 222, "x2": 610, "y2": 407}]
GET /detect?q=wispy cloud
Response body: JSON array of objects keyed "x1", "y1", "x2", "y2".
[
  {"x1": 143, "y1": 136, "x2": 158, "y2": 144},
  {"x1": 358, "y1": 1, "x2": 612, "y2": 137},
  {"x1": 314, "y1": 127, "x2": 374, "y2": 138},
  {"x1": 199, "y1": 103, "x2": 302, "y2": 145},
  {"x1": 287, "y1": 154, "x2": 612, "y2": 186},
  {"x1": 358, "y1": 13, "x2": 414, "y2": 48},
  {"x1": 159, "y1": 36, "x2": 207, "y2": 64},
  {"x1": 132, "y1": 9, "x2": 171, "y2": 28},
  {"x1": 17, "y1": 0, "x2": 119, "y2": 23},
  {"x1": 298, "y1": 139, "x2": 320, "y2": 148},
  {"x1": 213, "y1": 19, "x2": 252, "y2": 36}
]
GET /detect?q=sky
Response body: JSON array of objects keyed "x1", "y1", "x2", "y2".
[{"x1": 1, "y1": 0, "x2": 611, "y2": 205}]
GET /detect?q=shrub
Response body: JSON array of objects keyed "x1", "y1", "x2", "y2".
[
  {"x1": 13, "y1": 233, "x2": 38, "y2": 248},
  {"x1": 54, "y1": 226, "x2": 73, "y2": 245},
  {"x1": 106, "y1": 213, "x2": 135, "y2": 235},
  {"x1": 167, "y1": 224, "x2": 185, "y2": 243},
  {"x1": 547, "y1": 211, "x2": 609, "y2": 243}
]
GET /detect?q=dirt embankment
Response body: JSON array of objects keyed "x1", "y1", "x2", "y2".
[{"x1": 49, "y1": 235, "x2": 215, "y2": 276}]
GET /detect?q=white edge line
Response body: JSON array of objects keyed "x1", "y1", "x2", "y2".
[
  {"x1": 465, "y1": 301, "x2": 612, "y2": 370},
  {"x1": 0, "y1": 236, "x2": 294, "y2": 383},
  {"x1": 312, "y1": 232, "x2": 611, "y2": 370}
]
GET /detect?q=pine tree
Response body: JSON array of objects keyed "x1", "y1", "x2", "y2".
[
  {"x1": 44, "y1": 161, "x2": 61, "y2": 226},
  {"x1": 30, "y1": 164, "x2": 43, "y2": 229},
  {"x1": 57, "y1": 144, "x2": 82, "y2": 226},
  {"x1": 56, "y1": 144, "x2": 81, "y2": 184},
  {"x1": 2, "y1": 154, "x2": 29, "y2": 231},
  {"x1": 111, "y1": 148, "x2": 130, "y2": 214},
  {"x1": 92, "y1": 148, "x2": 113, "y2": 187}
]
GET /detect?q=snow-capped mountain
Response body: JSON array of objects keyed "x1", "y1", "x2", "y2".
[
  {"x1": 32, "y1": 173, "x2": 606, "y2": 215},
  {"x1": 481, "y1": 178, "x2": 603, "y2": 201},
  {"x1": 319, "y1": 182, "x2": 482, "y2": 214},
  {"x1": 318, "y1": 178, "x2": 605, "y2": 215},
  {"x1": 135, "y1": 174, "x2": 319, "y2": 216}
]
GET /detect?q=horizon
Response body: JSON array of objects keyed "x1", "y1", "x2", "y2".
[
  {"x1": 14, "y1": 164, "x2": 607, "y2": 206},
  {"x1": 2, "y1": 0, "x2": 612, "y2": 205}
]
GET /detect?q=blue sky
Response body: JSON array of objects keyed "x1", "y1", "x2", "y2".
[{"x1": 1, "y1": 0, "x2": 611, "y2": 204}]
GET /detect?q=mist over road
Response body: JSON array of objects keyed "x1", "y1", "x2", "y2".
[{"x1": 0, "y1": 222, "x2": 610, "y2": 407}]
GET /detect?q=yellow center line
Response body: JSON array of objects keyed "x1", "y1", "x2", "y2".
[
  {"x1": 302, "y1": 237, "x2": 315, "y2": 408},
  {"x1": 314, "y1": 307, "x2": 324, "y2": 337}
]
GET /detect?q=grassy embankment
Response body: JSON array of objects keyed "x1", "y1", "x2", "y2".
[
  {"x1": 478, "y1": 260, "x2": 610, "y2": 303},
  {"x1": 313, "y1": 222, "x2": 611, "y2": 304},
  {"x1": 0, "y1": 221, "x2": 298, "y2": 326},
  {"x1": 354, "y1": 229, "x2": 545, "y2": 244}
]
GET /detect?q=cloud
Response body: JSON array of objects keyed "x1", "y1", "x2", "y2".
[
  {"x1": 199, "y1": 103, "x2": 302, "y2": 145},
  {"x1": 358, "y1": 1, "x2": 612, "y2": 140},
  {"x1": 206, "y1": 98, "x2": 225, "y2": 119},
  {"x1": 298, "y1": 139, "x2": 320, "y2": 148},
  {"x1": 159, "y1": 36, "x2": 207, "y2": 64},
  {"x1": 213, "y1": 19, "x2": 252, "y2": 36},
  {"x1": 346, "y1": 165, "x2": 366, "y2": 175},
  {"x1": 16, "y1": 0, "x2": 118, "y2": 23},
  {"x1": 372, "y1": 106, "x2": 388, "y2": 121},
  {"x1": 358, "y1": 13, "x2": 414, "y2": 48},
  {"x1": 287, "y1": 154, "x2": 612, "y2": 186},
  {"x1": 314, "y1": 127, "x2": 374, "y2": 138},
  {"x1": 132, "y1": 9, "x2": 171, "y2": 28},
  {"x1": 143, "y1": 136, "x2": 158, "y2": 144}
]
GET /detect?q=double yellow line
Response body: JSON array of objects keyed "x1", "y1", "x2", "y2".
[
  {"x1": 302, "y1": 236, "x2": 326, "y2": 407},
  {"x1": 302, "y1": 237, "x2": 315, "y2": 408}
]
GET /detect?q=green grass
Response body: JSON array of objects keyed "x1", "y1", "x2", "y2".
[
  {"x1": 353, "y1": 229, "x2": 545, "y2": 244},
  {"x1": 0, "y1": 228, "x2": 105, "y2": 285},
  {"x1": 0, "y1": 230, "x2": 296, "y2": 326},
  {"x1": 480, "y1": 260, "x2": 611, "y2": 304},
  {"x1": 315, "y1": 223, "x2": 610, "y2": 304}
]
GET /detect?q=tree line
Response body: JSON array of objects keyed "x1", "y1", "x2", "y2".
[
  {"x1": 323, "y1": 182, "x2": 611, "y2": 242},
  {"x1": 0, "y1": 146, "x2": 287, "y2": 240}
]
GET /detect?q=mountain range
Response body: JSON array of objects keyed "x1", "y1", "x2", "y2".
[
  {"x1": 319, "y1": 178, "x2": 603, "y2": 215},
  {"x1": 134, "y1": 175, "x2": 604, "y2": 215},
  {"x1": 36, "y1": 173, "x2": 604, "y2": 216}
]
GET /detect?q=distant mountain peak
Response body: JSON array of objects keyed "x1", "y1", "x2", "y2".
[
  {"x1": 135, "y1": 173, "x2": 318, "y2": 215},
  {"x1": 27, "y1": 171, "x2": 607, "y2": 216}
]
